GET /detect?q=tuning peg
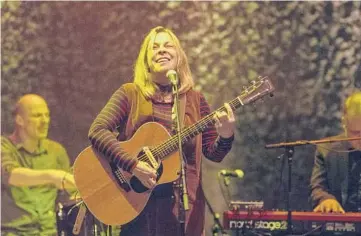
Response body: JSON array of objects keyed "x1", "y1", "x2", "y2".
[{"x1": 258, "y1": 76, "x2": 264, "y2": 81}]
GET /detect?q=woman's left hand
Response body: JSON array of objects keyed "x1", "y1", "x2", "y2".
[{"x1": 214, "y1": 103, "x2": 235, "y2": 138}]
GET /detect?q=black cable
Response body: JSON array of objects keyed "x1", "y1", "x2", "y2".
[
  {"x1": 204, "y1": 180, "x2": 229, "y2": 236},
  {"x1": 297, "y1": 224, "x2": 323, "y2": 236}
]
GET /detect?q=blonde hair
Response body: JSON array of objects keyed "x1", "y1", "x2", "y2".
[
  {"x1": 133, "y1": 26, "x2": 194, "y2": 99},
  {"x1": 343, "y1": 91, "x2": 361, "y2": 117}
]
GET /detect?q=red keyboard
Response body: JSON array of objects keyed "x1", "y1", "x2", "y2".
[{"x1": 224, "y1": 210, "x2": 361, "y2": 234}]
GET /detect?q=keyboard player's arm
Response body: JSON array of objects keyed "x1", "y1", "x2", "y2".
[{"x1": 310, "y1": 149, "x2": 345, "y2": 213}]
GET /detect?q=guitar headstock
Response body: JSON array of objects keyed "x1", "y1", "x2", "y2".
[{"x1": 239, "y1": 76, "x2": 275, "y2": 105}]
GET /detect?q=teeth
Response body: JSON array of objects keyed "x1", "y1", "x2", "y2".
[{"x1": 157, "y1": 58, "x2": 169, "y2": 62}]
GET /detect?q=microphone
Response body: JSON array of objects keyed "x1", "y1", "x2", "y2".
[
  {"x1": 166, "y1": 70, "x2": 178, "y2": 85},
  {"x1": 219, "y1": 169, "x2": 244, "y2": 178}
]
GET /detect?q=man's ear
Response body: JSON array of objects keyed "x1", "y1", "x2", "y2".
[{"x1": 15, "y1": 114, "x2": 24, "y2": 126}]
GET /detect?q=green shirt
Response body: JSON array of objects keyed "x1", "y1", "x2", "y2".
[{"x1": 1, "y1": 135, "x2": 71, "y2": 236}]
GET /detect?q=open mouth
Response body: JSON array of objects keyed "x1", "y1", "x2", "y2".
[{"x1": 156, "y1": 58, "x2": 170, "y2": 63}]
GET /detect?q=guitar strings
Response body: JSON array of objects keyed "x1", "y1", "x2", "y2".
[
  {"x1": 135, "y1": 100, "x2": 239, "y2": 163},
  {"x1": 134, "y1": 79, "x2": 269, "y2": 163},
  {"x1": 135, "y1": 110, "x2": 218, "y2": 163},
  {"x1": 136, "y1": 115, "x2": 215, "y2": 162},
  {"x1": 136, "y1": 97, "x2": 246, "y2": 162}
]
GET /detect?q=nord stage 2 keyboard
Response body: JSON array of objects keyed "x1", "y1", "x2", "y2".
[{"x1": 224, "y1": 210, "x2": 361, "y2": 235}]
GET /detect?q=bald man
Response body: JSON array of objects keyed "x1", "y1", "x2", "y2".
[
  {"x1": 310, "y1": 91, "x2": 361, "y2": 213},
  {"x1": 1, "y1": 94, "x2": 77, "y2": 236}
]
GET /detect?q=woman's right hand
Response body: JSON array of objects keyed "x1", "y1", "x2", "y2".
[{"x1": 132, "y1": 161, "x2": 157, "y2": 189}]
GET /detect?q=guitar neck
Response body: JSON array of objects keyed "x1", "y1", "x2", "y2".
[
  {"x1": 151, "y1": 77, "x2": 274, "y2": 161},
  {"x1": 154, "y1": 96, "x2": 244, "y2": 161}
]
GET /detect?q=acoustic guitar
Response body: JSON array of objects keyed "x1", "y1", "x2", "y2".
[{"x1": 73, "y1": 77, "x2": 275, "y2": 225}]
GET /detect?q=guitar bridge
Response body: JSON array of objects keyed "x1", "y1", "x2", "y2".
[
  {"x1": 143, "y1": 147, "x2": 159, "y2": 169},
  {"x1": 110, "y1": 162, "x2": 131, "y2": 192}
]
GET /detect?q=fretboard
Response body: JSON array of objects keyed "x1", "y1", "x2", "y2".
[{"x1": 150, "y1": 95, "x2": 244, "y2": 161}]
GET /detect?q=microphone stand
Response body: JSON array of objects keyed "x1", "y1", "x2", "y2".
[
  {"x1": 219, "y1": 173, "x2": 232, "y2": 207},
  {"x1": 172, "y1": 80, "x2": 189, "y2": 236},
  {"x1": 204, "y1": 193, "x2": 228, "y2": 236},
  {"x1": 265, "y1": 136, "x2": 361, "y2": 235}
]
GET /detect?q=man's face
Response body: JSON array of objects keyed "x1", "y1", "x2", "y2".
[
  {"x1": 148, "y1": 32, "x2": 178, "y2": 74},
  {"x1": 19, "y1": 101, "x2": 50, "y2": 140},
  {"x1": 345, "y1": 115, "x2": 361, "y2": 150}
]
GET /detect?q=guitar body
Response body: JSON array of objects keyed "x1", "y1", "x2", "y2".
[{"x1": 73, "y1": 122, "x2": 181, "y2": 225}]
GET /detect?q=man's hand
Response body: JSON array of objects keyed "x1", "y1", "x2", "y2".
[
  {"x1": 313, "y1": 199, "x2": 345, "y2": 213},
  {"x1": 214, "y1": 103, "x2": 235, "y2": 138},
  {"x1": 48, "y1": 170, "x2": 77, "y2": 191},
  {"x1": 132, "y1": 161, "x2": 157, "y2": 189}
]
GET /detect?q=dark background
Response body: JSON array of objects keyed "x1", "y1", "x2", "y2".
[{"x1": 2, "y1": 1, "x2": 361, "y2": 235}]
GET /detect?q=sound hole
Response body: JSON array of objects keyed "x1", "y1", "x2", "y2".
[{"x1": 130, "y1": 150, "x2": 163, "y2": 193}]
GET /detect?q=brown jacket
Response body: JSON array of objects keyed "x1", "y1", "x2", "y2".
[{"x1": 119, "y1": 83, "x2": 205, "y2": 236}]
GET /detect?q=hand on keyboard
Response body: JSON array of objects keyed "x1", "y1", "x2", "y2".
[{"x1": 313, "y1": 199, "x2": 345, "y2": 213}]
